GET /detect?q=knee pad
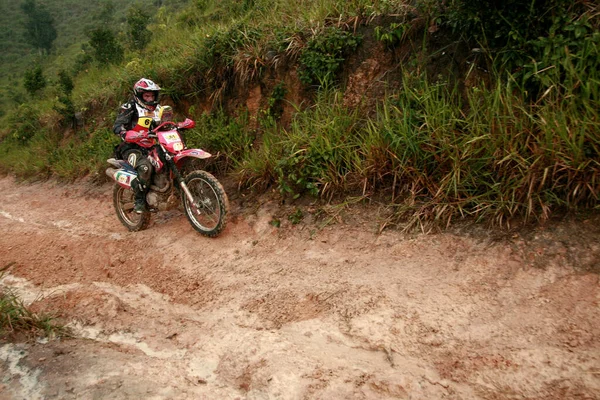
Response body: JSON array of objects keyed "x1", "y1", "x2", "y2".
[
  {"x1": 127, "y1": 152, "x2": 139, "y2": 168},
  {"x1": 137, "y1": 161, "x2": 152, "y2": 182}
]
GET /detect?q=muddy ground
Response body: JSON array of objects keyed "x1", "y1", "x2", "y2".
[{"x1": 0, "y1": 176, "x2": 598, "y2": 399}]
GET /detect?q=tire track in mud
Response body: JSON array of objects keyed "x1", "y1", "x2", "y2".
[{"x1": 1, "y1": 209, "x2": 124, "y2": 240}]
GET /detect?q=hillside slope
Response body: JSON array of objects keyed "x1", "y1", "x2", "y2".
[{"x1": 0, "y1": 0, "x2": 189, "y2": 82}]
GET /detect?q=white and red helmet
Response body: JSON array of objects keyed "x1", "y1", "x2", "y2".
[{"x1": 133, "y1": 78, "x2": 161, "y2": 111}]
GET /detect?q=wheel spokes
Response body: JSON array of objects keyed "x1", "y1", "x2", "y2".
[
  {"x1": 122, "y1": 201, "x2": 135, "y2": 212},
  {"x1": 119, "y1": 190, "x2": 140, "y2": 221},
  {"x1": 187, "y1": 179, "x2": 221, "y2": 229}
]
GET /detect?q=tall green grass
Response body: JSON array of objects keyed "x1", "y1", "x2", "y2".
[
  {"x1": 236, "y1": 66, "x2": 598, "y2": 228},
  {"x1": 184, "y1": 110, "x2": 255, "y2": 173},
  {"x1": 0, "y1": 127, "x2": 117, "y2": 181}
]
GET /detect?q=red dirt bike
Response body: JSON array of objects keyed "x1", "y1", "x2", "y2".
[{"x1": 105, "y1": 119, "x2": 229, "y2": 237}]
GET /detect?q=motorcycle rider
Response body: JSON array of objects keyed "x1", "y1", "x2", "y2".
[{"x1": 113, "y1": 78, "x2": 163, "y2": 213}]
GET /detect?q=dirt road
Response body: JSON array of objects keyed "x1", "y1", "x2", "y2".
[{"x1": 0, "y1": 176, "x2": 598, "y2": 399}]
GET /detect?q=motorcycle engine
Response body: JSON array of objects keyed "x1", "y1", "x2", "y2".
[
  {"x1": 146, "y1": 171, "x2": 177, "y2": 211},
  {"x1": 153, "y1": 172, "x2": 170, "y2": 191},
  {"x1": 146, "y1": 191, "x2": 162, "y2": 209}
]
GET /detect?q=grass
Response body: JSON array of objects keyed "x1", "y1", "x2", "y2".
[
  {"x1": 0, "y1": 127, "x2": 117, "y2": 181},
  {"x1": 235, "y1": 65, "x2": 598, "y2": 229},
  {"x1": 184, "y1": 110, "x2": 255, "y2": 173},
  {"x1": 0, "y1": 263, "x2": 69, "y2": 340}
]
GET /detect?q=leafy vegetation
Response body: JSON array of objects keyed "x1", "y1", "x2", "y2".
[
  {"x1": 375, "y1": 22, "x2": 410, "y2": 49},
  {"x1": 298, "y1": 27, "x2": 362, "y2": 88},
  {"x1": 0, "y1": 0, "x2": 597, "y2": 230},
  {"x1": 88, "y1": 27, "x2": 124, "y2": 66},
  {"x1": 126, "y1": 5, "x2": 153, "y2": 50},
  {"x1": 23, "y1": 65, "x2": 47, "y2": 96}
]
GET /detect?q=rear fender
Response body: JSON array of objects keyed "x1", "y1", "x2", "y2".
[{"x1": 107, "y1": 158, "x2": 135, "y2": 171}]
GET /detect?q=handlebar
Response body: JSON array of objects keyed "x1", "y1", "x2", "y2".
[
  {"x1": 129, "y1": 119, "x2": 193, "y2": 140},
  {"x1": 151, "y1": 121, "x2": 178, "y2": 133},
  {"x1": 146, "y1": 121, "x2": 179, "y2": 138}
]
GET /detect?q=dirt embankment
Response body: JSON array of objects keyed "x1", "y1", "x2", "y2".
[{"x1": 0, "y1": 176, "x2": 599, "y2": 399}]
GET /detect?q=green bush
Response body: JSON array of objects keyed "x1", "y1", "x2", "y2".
[
  {"x1": 57, "y1": 70, "x2": 74, "y2": 95},
  {"x1": 272, "y1": 91, "x2": 363, "y2": 198},
  {"x1": 185, "y1": 110, "x2": 255, "y2": 170},
  {"x1": 520, "y1": 13, "x2": 600, "y2": 99},
  {"x1": 48, "y1": 129, "x2": 117, "y2": 180},
  {"x1": 23, "y1": 65, "x2": 46, "y2": 96},
  {"x1": 127, "y1": 5, "x2": 152, "y2": 50},
  {"x1": 54, "y1": 70, "x2": 75, "y2": 124},
  {"x1": 443, "y1": 0, "x2": 598, "y2": 101},
  {"x1": 88, "y1": 27, "x2": 124, "y2": 66},
  {"x1": 299, "y1": 27, "x2": 362, "y2": 89},
  {"x1": 72, "y1": 45, "x2": 94, "y2": 75},
  {"x1": 375, "y1": 23, "x2": 410, "y2": 49},
  {"x1": 6, "y1": 104, "x2": 41, "y2": 145},
  {"x1": 445, "y1": 0, "x2": 578, "y2": 50}
]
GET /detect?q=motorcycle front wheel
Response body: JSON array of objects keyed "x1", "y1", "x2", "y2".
[
  {"x1": 182, "y1": 171, "x2": 229, "y2": 237},
  {"x1": 113, "y1": 184, "x2": 151, "y2": 232}
]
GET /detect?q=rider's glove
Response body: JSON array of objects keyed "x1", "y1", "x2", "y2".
[{"x1": 119, "y1": 130, "x2": 127, "y2": 140}]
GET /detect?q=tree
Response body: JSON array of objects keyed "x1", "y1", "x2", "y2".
[
  {"x1": 23, "y1": 65, "x2": 46, "y2": 96},
  {"x1": 55, "y1": 70, "x2": 75, "y2": 125},
  {"x1": 88, "y1": 27, "x2": 124, "y2": 65},
  {"x1": 20, "y1": 0, "x2": 57, "y2": 54},
  {"x1": 126, "y1": 5, "x2": 152, "y2": 50},
  {"x1": 57, "y1": 70, "x2": 74, "y2": 95}
]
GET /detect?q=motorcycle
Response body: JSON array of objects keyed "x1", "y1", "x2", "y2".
[{"x1": 105, "y1": 118, "x2": 229, "y2": 237}]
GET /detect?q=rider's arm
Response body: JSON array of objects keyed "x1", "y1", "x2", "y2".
[{"x1": 113, "y1": 102, "x2": 135, "y2": 137}]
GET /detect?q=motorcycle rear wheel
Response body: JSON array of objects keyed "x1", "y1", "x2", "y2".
[
  {"x1": 113, "y1": 184, "x2": 151, "y2": 231},
  {"x1": 182, "y1": 171, "x2": 229, "y2": 237}
]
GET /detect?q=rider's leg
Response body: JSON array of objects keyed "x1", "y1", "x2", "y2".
[
  {"x1": 133, "y1": 159, "x2": 152, "y2": 213},
  {"x1": 125, "y1": 150, "x2": 152, "y2": 213},
  {"x1": 130, "y1": 178, "x2": 147, "y2": 213}
]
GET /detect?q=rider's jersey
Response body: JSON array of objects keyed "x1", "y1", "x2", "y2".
[
  {"x1": 113, "y1": 99, "x2": 163, "y2": 136},
  {"x1": 132, "y1": 104, "x2": 162, "y2": 133}
]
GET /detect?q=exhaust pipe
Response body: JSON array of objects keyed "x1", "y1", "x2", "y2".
[
  {"x1": 106, "y1": 167, "x2": 137, "y2": 189},
  {"x1": 106, "y1": 167, "x2": 118, "y2": 180}
]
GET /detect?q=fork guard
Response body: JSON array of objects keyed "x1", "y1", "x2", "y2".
[{"x1": 173, "y1": 149, "x2": 212, "y2": 163}]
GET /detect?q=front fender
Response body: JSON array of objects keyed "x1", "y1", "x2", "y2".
[{"x1": 174, "y1": 149, "x2": 212, "y2": 164}]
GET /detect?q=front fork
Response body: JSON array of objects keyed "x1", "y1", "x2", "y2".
[{"x1": 163, "y1": 149, "x2": 196, "y2": 207}]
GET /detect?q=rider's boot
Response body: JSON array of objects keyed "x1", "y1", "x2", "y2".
[{"x1": 131, "y1": 179, "x2": 148, "y2": 214}]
